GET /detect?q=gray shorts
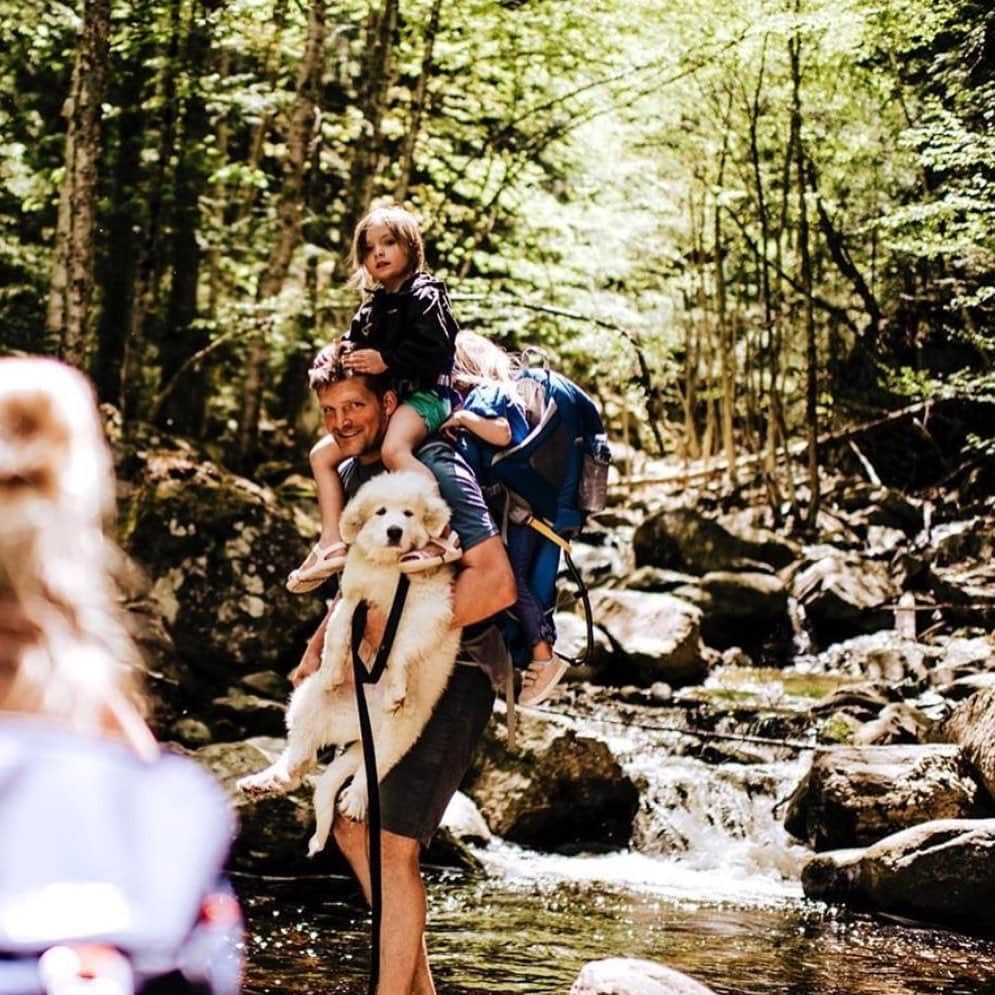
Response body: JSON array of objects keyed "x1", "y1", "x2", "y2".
[{"x1": 380, "y1": 664, "x2": 495, "y2": 846}]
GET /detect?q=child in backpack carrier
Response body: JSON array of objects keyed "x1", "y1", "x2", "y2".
[
  {"x1": 287, "y1": 205, "x2": 463, "y2": 593},
  {"x1": 441, "y1": 330, "x2": 569, "y2": 706}
]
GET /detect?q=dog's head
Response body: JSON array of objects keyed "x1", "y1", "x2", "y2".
[{"x1": 339, "y1": 470, "x2": 451, "y2": 565}]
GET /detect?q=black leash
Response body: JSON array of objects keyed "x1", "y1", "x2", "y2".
[{"x1": 350, "y1": 575, "x2": 410, "y2": 995}]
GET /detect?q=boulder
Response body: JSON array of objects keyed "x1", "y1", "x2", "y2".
[
  {"x1": 784, "y1": 744, "x2": 985, "y2": 850},
  {"x1": 792, "y1": 554, "x2": 902, "y2": 645},
  {"x1": 588, "y1": 589, "x2": 706, "y2": 687},
  {"x1": 851, "y1": 702, "x2": 931, "y2": 746},
  {"x1": 682, "y1": 571, "x2": 791, "y2": 661},
  {"x1": 113, "y1": 422, "x2": 325, "y2": 680},
  {"x1": 185, "y1": 738, "x2": 345, "y2": 874},
  {"x1": 466, "y1": 720, "x2": 639, "y2": 851},
  {"x1": 814, "y1": 632, "x2": 935, "y2": 686},
  {"x1": 554, "y1": 611, "x2": 615, "y2": 684},
  {"x1": 570, "y1": 958, "x2": 717, "y2": 995},
  {"x1": 209, "y1": 687, "x2": 287, "y2": 740},
  {"x1": 939, "y1": 686, "x2": 995, "y2": 802},
  {"x1": 802, "y1": 819, "x2": 995, "y2": 931},
  {"x1": 633, "y1": 508, "x2": 797, "y2": 575}
]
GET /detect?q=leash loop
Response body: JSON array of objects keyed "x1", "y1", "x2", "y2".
[{"x1": 349, "y1": 575, "x2": 410, "y2": 995}]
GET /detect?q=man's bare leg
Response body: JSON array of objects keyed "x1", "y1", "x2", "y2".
[{"x1": 333, "y1": 815, "x2": 436, "y2": 995}]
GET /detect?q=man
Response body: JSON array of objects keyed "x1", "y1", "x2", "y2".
[{"x1": 291, "y1": 340, "x2": 516, "y2": 995}]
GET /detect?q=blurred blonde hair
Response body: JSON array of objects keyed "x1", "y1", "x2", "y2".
[
  {"x1": 452, "y1": 330, "x2": 518, "y2": 392},
  {"x1": 0, "y1": 358, "x2": 145, "y2": 745}
]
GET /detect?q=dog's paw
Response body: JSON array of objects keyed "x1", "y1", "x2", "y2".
[
  {"x1": 338, "y1": 781, "x2": 369, "y2": 822},
  {"x1": 306, "y1": 831, "x2": 327, "y2": 858},
  {"x1": 237, "y1": 767, "x2": 298, "y2": 798}
]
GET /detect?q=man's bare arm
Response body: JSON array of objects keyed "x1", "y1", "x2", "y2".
[
  {"x1": 450, "y1": 534, "x2": 516, "y2": 629},
  {"x1": 290, "y1": 602, "x2": 333, "y2": 686}
]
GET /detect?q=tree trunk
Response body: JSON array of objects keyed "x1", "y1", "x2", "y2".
[
  {"x1": 790, "y1": 13, "x2": 820, "y2": 529},
  {"x1": 236, "y1": 0, "x2": 326, "y2": 467},
  {"x1": 393, "y1": 0, "x2": 443, "y2": 203},
  {"x1": 47, "y1": 0, "x2": 112, "y2": 368},
  {"x1": 340, "y1": 0, "x2": 399, "y2": 259}
]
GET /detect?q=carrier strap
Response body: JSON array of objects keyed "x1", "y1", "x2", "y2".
[
  {"x1": 349, "y1": 575, "x2": 410, "y2": 995},
  {"x1": 523, "y1": 514, "x2": 596, "y2": 667},
  {"x1": 523, "y1": 514, "x2": 572, "y2": 554}
]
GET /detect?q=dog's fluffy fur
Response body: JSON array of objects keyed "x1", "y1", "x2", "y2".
[{"x1": 237, "y1": 470, "x2": 461, "y2": 856}]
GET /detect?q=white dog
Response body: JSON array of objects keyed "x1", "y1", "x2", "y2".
[{"x1": 237, "y1": 470, "x2": 461, "y2": 856}]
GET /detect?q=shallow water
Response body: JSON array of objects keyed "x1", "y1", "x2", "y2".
[
  {"x1": 238, "y1": 855, "x2": 995, "y2": 995},
  {"x1": 238, "y1": 668, "x2": 995, "y2": 994}
]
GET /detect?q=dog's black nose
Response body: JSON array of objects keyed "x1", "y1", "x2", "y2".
[{"x1": 386, "y1": 525, "x2": 403, "y2": 544}]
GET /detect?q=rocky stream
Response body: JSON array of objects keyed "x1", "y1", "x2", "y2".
[{"x1": 108, "y1": 401, "x2": 995, "y2": 994}]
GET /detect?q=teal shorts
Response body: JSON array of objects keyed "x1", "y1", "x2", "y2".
[{"x1": 404, "y1": 390, "x2": 451, "y2": 434}]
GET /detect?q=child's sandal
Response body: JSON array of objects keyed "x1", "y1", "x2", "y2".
[
  {"x1": 398, "y1": 532, "x2": 463, "y2": 574},
  {"x1": 518, "y1": 655, "x2": 569, "y2": 707},
  {"x1": 286, "y1": 541, "x2": 349, "y2": 594}
]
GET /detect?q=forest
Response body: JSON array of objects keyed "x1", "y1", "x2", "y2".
[{"x1": 1, "y1": 0, "x2": 993, "y2": 498}]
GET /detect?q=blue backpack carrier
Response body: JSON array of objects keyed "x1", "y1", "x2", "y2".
[{"x1": 465, "y1": 352, "x2": 612, "y2": 667}]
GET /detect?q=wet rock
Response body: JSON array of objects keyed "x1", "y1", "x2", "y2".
[
  {"x1": 633, "y1": 507, "x2": 797, "y2": 575},
  {"x1": 440, "y1": 790, "x2": 492, "y2": 845},
  {"x1": 938, "y1": 686, "x2": 995, "y2": 803},
  {"x1": 931, "y1": 517, "x2": 995, "y2": 566},
  {"x1": 169, "y1": 717, "x2": 213, "y2": 748},
  {"x1": 210, "y1": 687, "x2": 287, "y2": 739},
  {"x1": 692, "y1": 571, "x2": 790, "y2": 661},
  {"x1": 113, "y1": 421, "x2": 326, "y2": 680},
  {"x1": 792, "y1": 553, "x2": 901, "y2": 645},
  {"x1": 466, "y1": 721, "x2": 639, "y2": 851},
  {"x1": 570, "y1": 957, "x2": 718, "y2": 995},
  {"x1": 623, "y1": 566, "x2": 700, "y2": 593},
  {"x1": 554, "y1": 610, "x2": 615, "y2": 680},
  {"x1": 802, "y1": 819, "x2": 995, "y2": 931},
  {"x1": 812, "y1": 631, "x2": 934, "y2": 686},
  {"x1": 851, "y1": 702, "x2": 932, "y2": 745},
  {"x1": 588, "y1": 589, "x2": 705, "y2": 687},
  {"x1": 784, "y1": 744, "x2": 985, "y2": 850},
  {"x1": 239, "y1": 670, "x2": 292, "y2": 700},
  {"x1": 185, "y1": 738, "x2": 345, "y2": 874},
  {"x1": 930, "y1": 561, "x2": 995, "y2": 629},
  {"x1": 832, "y1": 483, "x2": 924, "y2": 535}
]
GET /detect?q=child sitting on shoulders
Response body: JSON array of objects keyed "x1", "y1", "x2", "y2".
[
  {"x1": 441, "y1": 330, "x2": 568, "y2": 706},
  {"x1": 287, "y1": 205, "x2": 463, "y2": 593}
]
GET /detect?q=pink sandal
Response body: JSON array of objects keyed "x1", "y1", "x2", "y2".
[
  {"x1": 286, "y1": 541, "x2": 348, "y2": 593},
  {"x1": 398, "y1": 532, "x2": 463, "y2": 574},
  {"x1": 518, "y1": 654, "x2": 569, "y2": 707}
]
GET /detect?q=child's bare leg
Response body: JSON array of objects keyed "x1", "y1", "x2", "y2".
[
  {"x1": 286, "y1": 434, "x2": 349, "y2": 593},
  {"x1": 384, "y1": 404, "x2": 463, "y2": 574},
  {"x1": 380, "y1": 404, "x2": 434, "y2": 485},
  {"x1": 311, "y1": 434, "x2": 345, "y2": 547}
]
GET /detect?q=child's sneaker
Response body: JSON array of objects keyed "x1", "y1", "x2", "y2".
[
  {"x1": 518, "y1": 654, "x2": 569, "y2": 707},
  {"x1": 286, "y1": 541, "x2": 348, "y2": 593},
  {"x1": 398, "y1": 530, "x2": 462, "y2": 574}
]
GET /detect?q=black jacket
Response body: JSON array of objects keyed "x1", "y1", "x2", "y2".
[{"x1": 346, "y1": 271, "x2": 458, "y2": 393}]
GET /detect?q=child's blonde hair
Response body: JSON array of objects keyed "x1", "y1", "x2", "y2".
[
  {"x1": 0, "y1": 358, "x2": 144, "y2": 739},
  {"x1": 452, "y1": 330, "x2": 518, "y2": 391},
  {"x1": 350, "y1": 205, "x2": 426, "y2": 290}
]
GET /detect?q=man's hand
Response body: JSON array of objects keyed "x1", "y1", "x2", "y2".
[{"x1": 290, "y1": 640, "x2": 322, "y2": 687}]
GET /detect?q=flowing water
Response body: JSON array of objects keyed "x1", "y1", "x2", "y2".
[{"x1": 238, "y1": 667, "x2": 995, "y2": 994}]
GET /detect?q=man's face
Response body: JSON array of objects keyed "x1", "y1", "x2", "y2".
[{"x1": 316, "y1": 378, "x2": 396, "y2": 464}]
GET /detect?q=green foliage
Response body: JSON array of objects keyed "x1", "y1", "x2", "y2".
[{"x1": 0, "y1": 0, "x2": 990, "y2": 466}]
